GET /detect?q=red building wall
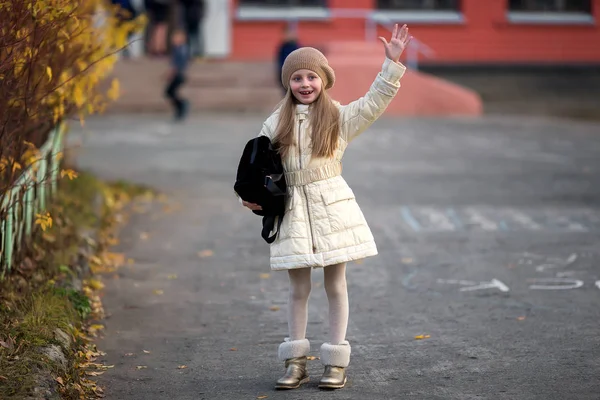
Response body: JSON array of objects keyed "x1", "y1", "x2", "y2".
[{"x1": 230, "y1": 0, "x2": 600, "y2": 65}]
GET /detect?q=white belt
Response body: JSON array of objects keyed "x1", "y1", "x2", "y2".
[
  {"x1": 285, "y1": 162, "x2": 342, "y2": 211},
  {"x1": 284, "y1": 162, "x2": 342, "y2": 187}
]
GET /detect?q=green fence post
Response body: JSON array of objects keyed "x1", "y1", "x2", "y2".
[
  {"x1": 25, "y1": 182, "x2": 33, "y2": 237},
  {"x1": 0, "y1": 218, "x2": 5, "y2": 278},
  {"x1": 5, "y1": 195, "x2": 14, "y2": 274}
]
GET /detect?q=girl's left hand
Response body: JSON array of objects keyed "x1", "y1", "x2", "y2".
[{"x1": 378, "y1": 24, "x2": 412, "y2": 63}]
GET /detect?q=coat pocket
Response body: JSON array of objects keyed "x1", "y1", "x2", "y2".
[{"x1": 321, "y1": 187, "x2": 356, "y2": 232}]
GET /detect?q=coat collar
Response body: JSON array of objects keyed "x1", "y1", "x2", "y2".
[{"x1": 295, "y1": 104, "x2": 310, "y2": 115}]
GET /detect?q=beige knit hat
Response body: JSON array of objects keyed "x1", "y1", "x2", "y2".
[{"x1": 281, "y1": 47, "x2": 335, "y2": 91}]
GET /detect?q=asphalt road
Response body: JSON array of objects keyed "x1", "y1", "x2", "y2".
[{"x1": 70, "y1": 112, "x2": 600, "y2": 400}]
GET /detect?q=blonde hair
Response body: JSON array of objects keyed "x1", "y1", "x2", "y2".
[{"x1": 273, "y1": 90, "x2": 340, "y2": 159}]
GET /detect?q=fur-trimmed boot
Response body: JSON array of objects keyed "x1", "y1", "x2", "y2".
[
  {"x1": 318, "y1": 340, "x2": 351, "y2": 389},
  {"x1": 275, "y1": 338, "x2": 310, "y2": 390}
]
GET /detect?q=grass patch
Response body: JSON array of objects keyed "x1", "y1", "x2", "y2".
[{"x1": 0, "y1": 170, "x2": 149, "y2": 399}]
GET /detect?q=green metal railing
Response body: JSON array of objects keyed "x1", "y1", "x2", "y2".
[{"x1": 0, "y1": 122, "x2": 66, "y2": 278}]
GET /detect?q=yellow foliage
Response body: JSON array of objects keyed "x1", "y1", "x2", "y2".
[
  {"x1": 60, "y1": 168, "x2": 78, "y2": 180},
  {"x1": 35, "y1": 212, "x2": 53, "y2": 231}
]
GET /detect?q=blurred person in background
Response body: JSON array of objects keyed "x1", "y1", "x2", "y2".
[
  {"x1": 275, "y1": 24, "x2": 300, "y2": 95},
  {"x1": 144, "y1": 0, "x2": 170, "y2": 55},
  {"x1": 179, "y1": 0, "x2": 205, "y2": 58},
  {"x1": 164, "y1": 28, "x2": 190, "y2": 121}
]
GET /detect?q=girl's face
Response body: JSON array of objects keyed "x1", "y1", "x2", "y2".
[{"x1": 289, "y1": 69, "x2": 322, "y2": 104}]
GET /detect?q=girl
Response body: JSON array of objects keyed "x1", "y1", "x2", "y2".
[{"x1": 242, "y1": 24, "x2": 411, "y2": 390}]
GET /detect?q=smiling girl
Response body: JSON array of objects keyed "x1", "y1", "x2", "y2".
[{"x1": 242, "y1": 24, "x2": 412, "y2": 390}]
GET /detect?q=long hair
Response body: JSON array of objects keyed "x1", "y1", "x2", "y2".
[{"x1": 273, "y1": 89, "x2": 341, "y2": 159}]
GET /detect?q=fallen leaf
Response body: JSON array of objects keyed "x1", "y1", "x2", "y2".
[
  {"x1": 517, "y1": 316, "x2": 526, "y2": 321},
  {"x1": 124, "y1": 353, "x2": 134, "y2": 357},
  {"x1": 55, "y1": 377, "x2": 64, "y2": 385},
  {"x1": 136, "y1": 366, "x2": 147, "y2": 369},
  {"x1": 167, "y1": 274, "x2": 178, "y2": 280},
  {"x1": 259, "y1": 273, "x2": 270, "y2": 279},
  {"x1": 153, "y1": 289, "x2": 164, "y2": 295},
  {"x1": 269, "y1": 306, "x2": 280, "y2": 311},
  {"x1": 257, "y1": 396, "x2": 268, "y2": 399},
  {"x1": 177, "y1": 365, "x2": 188, "y2": 369},
  {"x1": 401, "y1": 257, "x2": 414, "y2": 264},
  {"x1": 414, "y1": 334, "x2": 431, "y2": 340},
  {"x1": 0, "y1": 340, "x2": 10, "y2": 349},
  {"x1": 230, "y1": 348, "x2": 237, "y2": 351},
  {"x1": 85, "y1": 371, "x2": 105, "y2": 376},
  {"x1": 355, "y1": 259, "x2": 364, "y2": 264},
  {"x1": 0, "y1": 375, "x2": 7, "y2": 380},
  {"x1": 87, "y1": 278, "x2": 105, "y2": 290},
  {"x1": 306, "y1": 356, "x2": 319, "y2": 361},
  {"x1": 197, "y1": 249, "x2": 214, "y2": 258},
  {"x1": 143, "y1": 350, "x2": 151, "y2": 354}
]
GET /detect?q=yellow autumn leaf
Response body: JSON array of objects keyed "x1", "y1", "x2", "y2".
[
  {"x1": 46, "y1": 66, "x2": 52, "y2": 81},
  {"x1": 177, "y1": 365, "x2": 188, "y2": 369},
  {"x1": 269, "y1": 306, "x2": 280, "y2": 311},
  {"x1": 35, "y1": 212, "x2": 52, "y2": 231},
  {"x1": 414, "y1": 334, "x2": 431, "y2": 340},
  {"x1": 153, "y1": 289, "x2": 164, "y2": 295},
  {"x1": 257, "y1": 396, "x2": 268, "y2": 399},
  {"x1": 12, "y1": 161, "x2": 21, "y2": 172},
  {"x1": 85, "y1": 371, "x2": 105, "y2": 376},
  {"x1": 55, "y1": 377, "x2": 64, "y2": 385},
  {"x1": 87, "y1": 278, "x2": 104, "y2": 290},
  {"x1": 107, "y1": 78, "x2": 120, "y2": 100},
  {"x1": 73, "y1": 84, "x2": 85, "y2": 107},
  {"x1": 306, "y1": 356, "x2": 319, "y2": 361},
  {"x1": 167, "y1": 274, "x2": 178, "y2": 280},
  {"x1": 60, "y1": 169, "x2": 78, "y2": 180},
  {"x1": 259, "y1": 273, "x2": 270, "y2": 279}
]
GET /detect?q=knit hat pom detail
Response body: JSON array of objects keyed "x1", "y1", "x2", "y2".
[{"x1": 281, "y1": 47, "x2": 336, "y2": 91}]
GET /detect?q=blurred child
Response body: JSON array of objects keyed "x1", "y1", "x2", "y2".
[
  {"x1": 275, "y1": 24, "x2": 300, "y2": 95},
  {"x1": 164, "y1": 29, "x2": 189, "y2": 121}
]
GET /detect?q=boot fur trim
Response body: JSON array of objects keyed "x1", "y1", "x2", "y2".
[
  {"x1": 320, "y1": 340, "x2": 351, "y2": 367},
  {"x1": 278, "y1": 338, "x2": 310, "y2": 361}
]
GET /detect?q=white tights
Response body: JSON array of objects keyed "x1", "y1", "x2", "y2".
[{"x1": 287, "y1": 263, "x2": 349, "y2": 345}]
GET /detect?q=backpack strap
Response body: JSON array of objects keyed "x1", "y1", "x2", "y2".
[{"x1": 262, "y1": 215, "x2": 284, "y2": 244}]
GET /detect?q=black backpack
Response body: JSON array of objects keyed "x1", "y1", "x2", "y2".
[{"x1": 234, "y1": 136, "x2": 286, "y2": 243}]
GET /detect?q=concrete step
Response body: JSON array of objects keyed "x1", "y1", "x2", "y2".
[{"x1": 105, "y1": 58, "x2": 283, "y2": 114}]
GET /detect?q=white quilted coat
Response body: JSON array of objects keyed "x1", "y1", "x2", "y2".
[{"x1": 259, "y1": 58, "x2": 406, "y2": 270}]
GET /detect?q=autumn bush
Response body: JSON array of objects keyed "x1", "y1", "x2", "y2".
[{"x1": 0, "y1": 0, "x2": 144, "y2": 195}]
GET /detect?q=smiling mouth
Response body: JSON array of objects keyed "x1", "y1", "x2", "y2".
[{"x1": 299, "y1": 90, "x2": 313, "y2": 96}]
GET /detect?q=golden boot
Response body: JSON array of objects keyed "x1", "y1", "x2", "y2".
[
  {"x1": 318, "y1": 365, "x2": 347, "y2": 389},
  {"x1": 319, "y1": 340, "x2": 351, "y2": 390},
  {"x1": 275, "y1": 338, "x2": 311, "y2": 390},
  {"x1": 275, "y1": 356, "x2": 309, "y2": 390}
]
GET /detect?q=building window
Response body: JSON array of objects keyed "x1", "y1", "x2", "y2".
[
  {"x1": 373, "y1": 0, "x2": 463, "y2": 24},
  {"x1": 236, "y1": 0, "x2": 329, "y2": 21},
  {"x1": 377, "y1": 0, "x2": 460, "y2": 10},
  {"x1": 507, "y1": 0, "x2": 593, "y2": 24},
  {"x1": 508, "y1": 0, "x2": 591, "y2": 13},
  {"x1": 238, "y1": 0, "x2": 327, "y2": 7}
]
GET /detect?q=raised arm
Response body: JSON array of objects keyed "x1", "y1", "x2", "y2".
[{"x1": 339, "y1": 24, "x2": 411, "y2": 142}]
